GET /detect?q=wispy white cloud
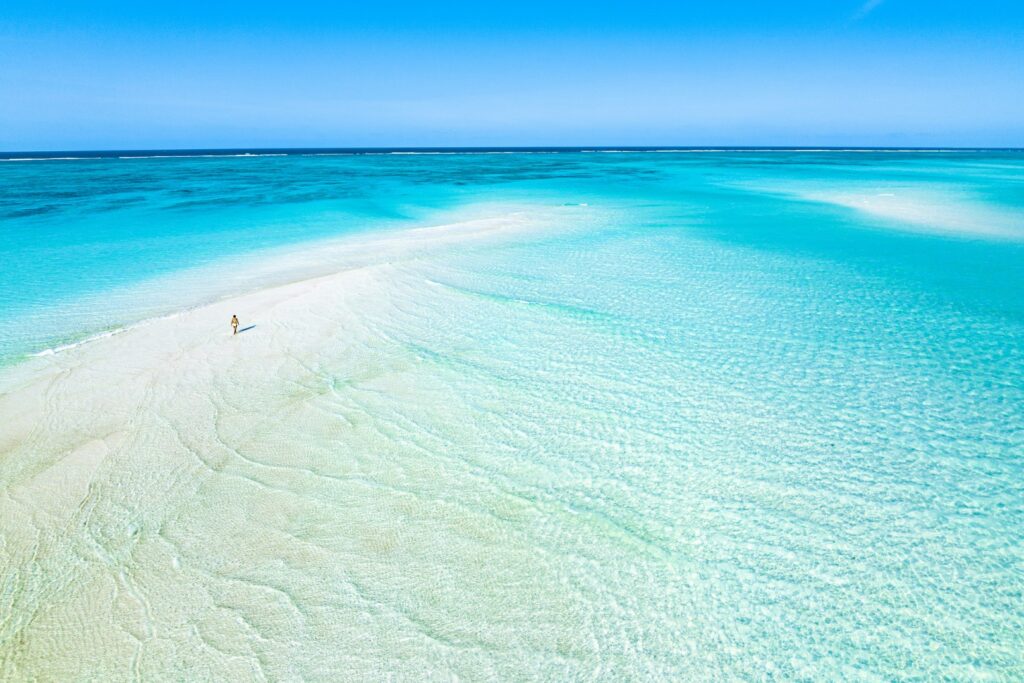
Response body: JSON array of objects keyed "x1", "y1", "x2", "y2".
[{"x1": 852, "y1": 0, "x2": 886, "y2": 21}]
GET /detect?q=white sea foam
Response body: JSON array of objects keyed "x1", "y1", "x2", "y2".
[
  {"x1": 4, "y1": 148, "x2": 1007, "y2": 163},
  {"x1": 28, "y1": 310, "x2": 189, "y2": 359},
  {"x1": 117, "y1": 153, "x2": 289, "y2": 159},
  {"x1": 31, "y1": 328, "x2": 127, "y2": 357},
  {"x1": 3, "y1": 156, "x2": 94, "y2": 161}
]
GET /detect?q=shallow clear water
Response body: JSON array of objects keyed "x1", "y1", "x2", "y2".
[
  {"x1": 3, "y1": 150, "x2": 1023, "y2": 363},
  {"x1": 1, "y1": 150, "x2": 1023, "y2": 679}
]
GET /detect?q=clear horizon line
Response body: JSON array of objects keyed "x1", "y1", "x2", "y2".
[{"x1": 3, "y1": 145, "x2": 1023, "y2": 159}]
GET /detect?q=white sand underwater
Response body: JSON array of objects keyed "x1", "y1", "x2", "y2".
[
  {"x1": 3, "y1": 191, "x2": 1022, "y2": 680},
  {"x1": 1, "y1": 209, "x2": 603, "y2": 680}
]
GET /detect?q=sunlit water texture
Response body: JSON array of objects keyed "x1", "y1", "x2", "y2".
[{"x1": 1, "y1": 150, "x2": 1022, "y2": 680}]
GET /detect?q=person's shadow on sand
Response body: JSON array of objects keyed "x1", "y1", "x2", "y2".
[{"x1": 237, "y1": 325, "x2": 256, "y2": 334}]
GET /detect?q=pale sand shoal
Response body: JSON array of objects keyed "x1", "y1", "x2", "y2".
[{"x1": 0, "y1": 206, "x2": 589, "y2": 680}]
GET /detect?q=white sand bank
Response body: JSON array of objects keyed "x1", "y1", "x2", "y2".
[
  {"x1": 0, "y1": 205, "x2": 591, "y2": 680},
  {"x1": 734, "y1": 180, "x2": 1024, "y2": 240}
]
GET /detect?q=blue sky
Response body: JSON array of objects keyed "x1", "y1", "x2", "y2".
[{"x1": 1, "y1": 1, "x2": 1022, "y2": 149}]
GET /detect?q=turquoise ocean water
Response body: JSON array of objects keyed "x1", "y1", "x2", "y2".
[{"x1": 1, "y1": 150, "x2": 1023, "y2": 678}]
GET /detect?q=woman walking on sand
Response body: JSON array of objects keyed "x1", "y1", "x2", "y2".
[{"x1": 231, "y1": 314, "x2": 239, "y2": 335}]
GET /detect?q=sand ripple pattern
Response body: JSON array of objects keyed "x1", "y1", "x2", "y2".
[{"x1": 1, "y1": 195, "x2": 1023, "y2": 679}]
